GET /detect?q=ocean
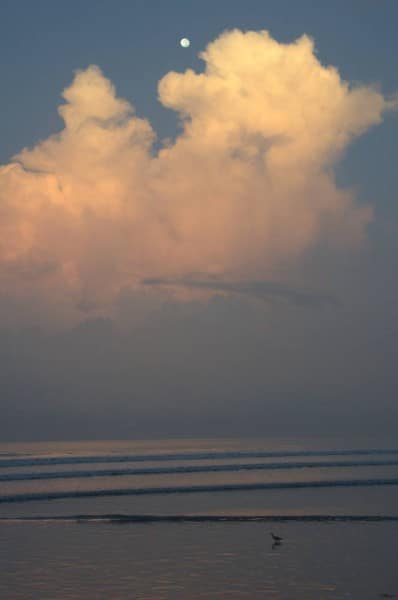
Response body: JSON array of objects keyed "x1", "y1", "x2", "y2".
[{"x1": 1, "y1": 436, "x2": 397, "y2": 599}]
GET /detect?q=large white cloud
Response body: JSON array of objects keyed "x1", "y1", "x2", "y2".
[{"x1": 0, "y1": 29, "x2": 395, "y2": 325}]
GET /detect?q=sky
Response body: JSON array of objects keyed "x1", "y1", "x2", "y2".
[{"x1": 0, "y1": 0, "x2": 397, "y2": 441}]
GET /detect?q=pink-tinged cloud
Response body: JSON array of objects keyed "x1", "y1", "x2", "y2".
[{"x1": 0, "y1": 29, "x2": 395, "y2": 324}]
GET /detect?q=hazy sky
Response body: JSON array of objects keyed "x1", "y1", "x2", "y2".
[{"x1": 0, "y1": 0, "x2": 397, "y2": 441}]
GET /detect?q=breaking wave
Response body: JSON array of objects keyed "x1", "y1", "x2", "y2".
[
  {"x1": 2, "y1": 477, "x2": 398, "y2": 504},
  {"x1": 1, "y1": 447, "x2": 398, "y2": 469},
  {"x1": 1, "y1": 514, "x2": 397, "y2": 523},
  {"x1": 2, "y1": 458, "x2": 398, "y2": 482}
]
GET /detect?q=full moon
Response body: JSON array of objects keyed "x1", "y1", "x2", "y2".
[{"x1": 180, "y1": 37, "x2": 190, "y2": 48}]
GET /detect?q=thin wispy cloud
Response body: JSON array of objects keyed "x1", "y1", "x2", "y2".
[{"x1": 142, "y1": 277, "x2": 339, "y2": 308}]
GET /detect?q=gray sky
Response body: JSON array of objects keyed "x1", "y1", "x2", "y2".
[{"x1": 0, "y1": 1, "x2": 397, "y2": 441}]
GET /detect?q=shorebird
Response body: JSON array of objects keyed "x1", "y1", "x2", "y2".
[{"x1": 270, "y1": 532, "x2": 283, "y2": 543}]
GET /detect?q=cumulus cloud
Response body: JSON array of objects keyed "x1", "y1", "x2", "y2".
[{"x1": 0, "y1": 29, "x2": 395, "y2": 325}]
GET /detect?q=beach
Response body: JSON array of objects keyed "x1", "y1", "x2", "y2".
[{"x1": 1, "y1": 437, "x2": 398, "y2": 598}]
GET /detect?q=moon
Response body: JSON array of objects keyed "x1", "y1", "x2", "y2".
[{"x1": 180, "y1": 37, "x2": 190, "y2": 48}]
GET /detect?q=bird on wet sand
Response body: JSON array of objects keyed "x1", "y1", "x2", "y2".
[{"x1": 270, "y1": 532, "x2": 283, "y2": 543}]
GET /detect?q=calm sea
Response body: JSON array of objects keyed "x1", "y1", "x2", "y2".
[{"x1": 1, "y1": 436, "x2": 397, "y2": 599}]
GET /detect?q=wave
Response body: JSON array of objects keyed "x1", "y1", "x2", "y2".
[
  {"x1": 1, "y1": 448, "x2": 398, "y2": 469},
  {"x1": 2, "y1": 458, "x2": 398, "y2": 482},
  {"x1": 1, "y1": 514, "x2": 398, "y2": 524},
  {"x1": 2, "y1": 477, "x2": 398, "y2": 504}
]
